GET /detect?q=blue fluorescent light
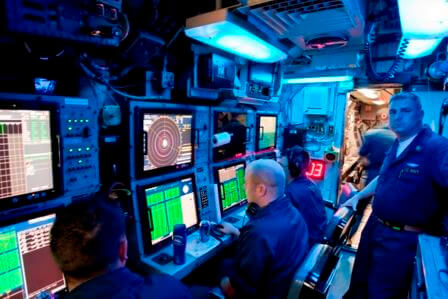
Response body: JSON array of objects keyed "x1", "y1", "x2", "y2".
[
  {"x1": 186, "y1": 12, "x2": 287, "y2": 63},
  {"x1": 399, "y1": 37, "x2": 443, "y2": 59},
  {"x1": 283, "y1": 75, "x2": 353, "y2": 84},
  {"x1": 398, "y1": 0, "x2": 448, "y2": 38}
]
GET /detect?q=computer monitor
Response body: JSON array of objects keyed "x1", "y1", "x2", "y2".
[
  {"x1": 0, "y1": 105, "x2": 59, "y2": 211},
  {"x1": 256, "y1": 115, "x2": 277, "y2": 151},
  {"x1": 214, "y1": 112, "x2": 247, "y2": 161},
  {"x1": 138, "y1": 175, "x2": 199, "y2": 253},
  {"x1": 249, "y1": 63, "x2": 275, "y2": 86},
  {"x1": 135, "y1": 109, "x2": 194, "y2": 177},
  {"x1": 0, "y1": 213, "x2": 65, "y2": 298},
  {"x1": 216, "y1": 162, "x2": 247, "y2": 214}
]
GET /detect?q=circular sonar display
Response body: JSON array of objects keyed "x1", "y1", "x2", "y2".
[{"x1": 143, "y1": 114, "x2": 192, "y2": 171}]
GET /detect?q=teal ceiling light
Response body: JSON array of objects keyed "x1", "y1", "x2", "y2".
[
  {"x1": 185, "y1": 9, "x2": 288, "y2": 63},
  {"x1": 398, "y1": 38, "x2": 443, "y2": 59},
  {"x1": 397, "y1": 0, "x2": 448, "y2": 59}
]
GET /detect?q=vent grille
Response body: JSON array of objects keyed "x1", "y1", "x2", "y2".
[{"x1": 245, "y1": 0, "x2": 361, "y2": 50}]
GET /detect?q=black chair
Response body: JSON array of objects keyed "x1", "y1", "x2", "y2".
[
  {"x1": 287, "y1": 243, "x2": 334, "y2": 299},
  {"x1": 322, "y1": 206, "x2": 356, "y2": 247}
]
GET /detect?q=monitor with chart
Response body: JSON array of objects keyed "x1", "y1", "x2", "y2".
[
  {"x1": 0, "y1": 106, "x2": 59, "y2": 210},
  {"x1": 216, "y1": 162, "x2": 247, "y2": 215},
  {"x1": 138, "y1": 175, "x2": 199, "y2": 253},
  {"x1": 0, "y1": 213, "x2": 65, "y2": 298}
]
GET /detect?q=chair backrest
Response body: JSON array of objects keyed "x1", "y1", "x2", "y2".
[
  {"x1": 322, "y1": 207, "x2": 355, "y2": 247},
  {"x1": 287, "y1": 244, "x2": 332, "y2": 299}
]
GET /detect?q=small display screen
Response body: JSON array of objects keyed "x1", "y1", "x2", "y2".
[
  {"x1": 142, "y1": 113, "x2": 193, "y2": 173},
  {"x1": 257, "y1": 115, "x2": 277, "y2": 150},
  {"x1": 306, "y1": 159, "x2": 326, "y2": 180},
  {"x1": 0, "y1": 214, "x2": 65, "y2": 298},
  {"x1": 142, "y1": 176, "x2": 198, "y2": 247},
  {"x1": 217, "y1": 163, "x2": 247, "y2": 213}
]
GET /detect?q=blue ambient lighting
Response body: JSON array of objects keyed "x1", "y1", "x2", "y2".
[
  {"x1": 399, "y1": 38, "x2": 443, "y2": 59},
  {"x1": 185, "y1": 21, "x2": 287, "y2": 63},
  {"x1": 283, "y1": 76, "x2": 353, "y2": 84},
  {"x1": 398, "y1": 0, "x2": 448, "y2": 38}
]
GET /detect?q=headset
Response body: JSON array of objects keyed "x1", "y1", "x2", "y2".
[
  {"x1": 246, "y1": 202, "x2": 261, "y2": 218},
  {"x1": 286, "y1": 145, "x2": 311, "y2": 178}
]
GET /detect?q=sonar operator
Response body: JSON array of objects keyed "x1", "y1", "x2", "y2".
[{"x1": 217, "y1": 159, "x2": 309, "y2": 299}]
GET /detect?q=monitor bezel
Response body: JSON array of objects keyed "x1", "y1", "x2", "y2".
[
  {"x1": 134, "y1": 108, "x2": 195, "y2": 178},
  {"x1": 0, "y1": 101, "x2": 61, "y2": 212},
  {"x1": 214, "y1": 161, "x2": 247, "y2": 216},
  {"x1": 256, "y1": 114, "x2": 278, "y2": 151},
  {"x1": 137, "y1": 174, "x2": 200, "y2": 255},
  {"x1": 213, "y1": 111, "x2": 248, "y2": 162}
]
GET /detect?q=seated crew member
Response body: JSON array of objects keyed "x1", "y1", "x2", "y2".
[
  {"x1": 50, "y1": 193, "x2": 192, "y2": 299},
  {"x1": 279, "y1": 146, "x2": 327, "y2": 245},
  {"x1": 343, "y1": 92, "x2": 448, "y2": 299},
  {"x1": 359, "y1": 127, "x2": 396, "y2": 185},
  {"x1": 218, "y1": 159, "x2": 309, "y2": 298}
]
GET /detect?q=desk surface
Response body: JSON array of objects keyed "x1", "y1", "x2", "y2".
[
  {"x1": 418, "y1": 234, "x2": 448, "y2": 299},
  {"x1": 142, "y1": 205, "x2": 247, "y2": 279}
]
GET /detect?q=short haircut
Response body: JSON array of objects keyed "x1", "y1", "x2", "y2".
[
  {"x1": 286, "y1": 146, "x2": 311, "y2": 178},
  {"x1": 247, "y1": 159, "x2": 286, "y2": 197},
  {"x1": 389, "y1": 92, "x2": 422, "y2": 111},
  {"x1": 50, "y1": 193, "x2": 126, "y2": 278}
]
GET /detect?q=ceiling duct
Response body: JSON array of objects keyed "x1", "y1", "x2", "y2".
[{"x1": 243, "y1": 0, "x2": 365, "y2": 57}]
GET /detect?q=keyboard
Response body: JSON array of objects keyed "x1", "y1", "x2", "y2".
[{"x1": 224, "y1": 216, "x2": 240, "y2": 223}]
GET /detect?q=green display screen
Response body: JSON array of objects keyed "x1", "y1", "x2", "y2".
[
  {"x1": 258, "y1": 116, "x2": 277, "y2": 150},
  {"x1": 217, "y1": 163, "x2": 247, "y2": 212},
  {"x1": 144, "y1": 177, "x2": 198, "y2": 246}
]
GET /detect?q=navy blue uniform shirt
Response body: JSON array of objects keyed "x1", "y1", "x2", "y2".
[
  {"x1": 345, "y1": 127, "x2": 448, "y2": 299},
  {"x1": 228, "y1": 195, "x2": 309, "y2": 299},
  {"x1": 286, "y1": 176, "x2": 327, "y2": 245},
  {"x1": 57, "y1": 268, "x2": 192, "y2": 299},
  {"x1": 374, "y1": 126, "x2": 448, "y2": 227}
]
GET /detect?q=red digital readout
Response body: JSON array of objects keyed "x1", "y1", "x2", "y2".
[{"x1": 306, "y1": 159, "x2": 326, "y2": 180}]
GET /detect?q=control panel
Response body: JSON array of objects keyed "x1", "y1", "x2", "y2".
[{"x1": 59, "y1": 98, "x2": 100, "y2": 196}]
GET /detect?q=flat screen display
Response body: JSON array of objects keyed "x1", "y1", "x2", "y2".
[
  {"x1": 249, "y1": 63, "x2": 275, "y2": 85},
  {"x1": 139, "y1": 176, "x2": 199, "y2": 251},
  {"x1": 214, "y1": 112, "x2": 247, "y2": 161},
  {"x1": 141, "y1": 112, "x2": 193, "y2": 175},
  {"x1": 0, "y1": 108, "x2": 58, "y2": 209},
  {"x1": 216, "y1": 163, "x2": 247, "y2": 214},
  {"x1": 257, "y1": 115, "x2": 277, "y2": 151},
  {"x1": 0, "y1": 213, "x2": 65, "y2": 298}
]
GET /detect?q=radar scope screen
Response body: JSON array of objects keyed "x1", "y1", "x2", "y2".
[{"x1": 142, "y1": 113, "x2": 193, "y2": 172}]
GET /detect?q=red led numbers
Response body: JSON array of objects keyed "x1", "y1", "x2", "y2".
[{"x1": 306, "y1": 159, "x2": 326, "y2": 180}]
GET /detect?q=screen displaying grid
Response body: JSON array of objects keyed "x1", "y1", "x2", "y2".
[
  {"x1": 143, "y1": 177, "x2": 198, "y2": 246},
  {"x1": 0, "y1": 109, "x2": 54, "y2": 200},
  {"x1": 0, "y1": 214, "x2": 65, "y2": 298},
  {"x1": 217, "y1": 163, "x2": 247, "y2": 212}
]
